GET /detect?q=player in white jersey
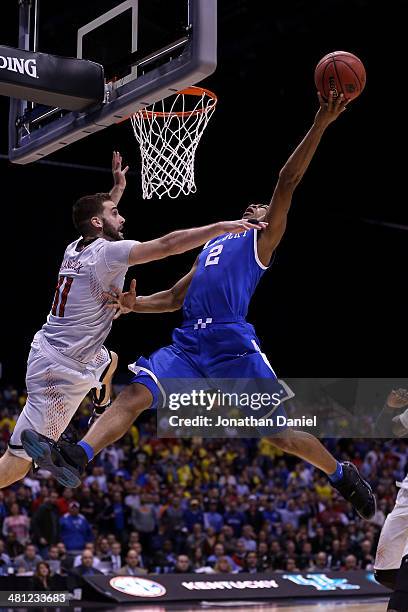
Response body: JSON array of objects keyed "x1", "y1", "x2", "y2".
[
  {"x1": 374, "y1": 389, "x2": 408, "y2": 610},
  {"x1": 1, "y1": 152, "x2": 264, "y2": 489}
]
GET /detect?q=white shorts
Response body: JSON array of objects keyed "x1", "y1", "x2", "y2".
[
  {"x1": 9, "y1": 331, "x2": 111, "y2": 461},
  {"x1": 375, "y1": 485, "x2": 408, "y2": 570}
]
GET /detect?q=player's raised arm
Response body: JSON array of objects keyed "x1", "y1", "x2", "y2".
[
  {"x1": 128, "y1": 219, "x2": 266, "y2": 266},
  {"x1": 106, "y1": 259, "x2": 199, "y2": 317},
  {"x1": 257, "y1": 91, "x2": 347, "y2": 266},
  {"x1": 109, "y1": 151, "x2": 129, "y2": 206}
]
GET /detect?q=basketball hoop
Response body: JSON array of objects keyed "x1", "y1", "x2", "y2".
[{"x1": 130, "y1": 86, "x2": 217, "y2": 199}]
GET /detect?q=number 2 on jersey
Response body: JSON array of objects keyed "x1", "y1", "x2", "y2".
[
  {"x1": 205, "y1": 244, "x2": 224, "y2": 267},
  {"x1": 52, "y1": 276, "x2": 73, "y2": 317}
]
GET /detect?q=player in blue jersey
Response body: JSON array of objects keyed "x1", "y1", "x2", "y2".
[{"x1": 21, "y1": 92, "x2": 376, "y2": 520}]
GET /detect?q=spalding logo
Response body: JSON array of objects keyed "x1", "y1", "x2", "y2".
[
  {"x1": 110, "y1": 576, "x2": 167, "y2": 598},
  {"x1": 0, "y1": 56, "x2": 38, "y2": 78},
  {"x1": 328, "y1": 76, "x2": 339, "y2": 98}
]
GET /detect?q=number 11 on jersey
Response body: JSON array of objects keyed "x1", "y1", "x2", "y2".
[{"x1": 51, "y1": 276, "x2": 73, "y2": 317}]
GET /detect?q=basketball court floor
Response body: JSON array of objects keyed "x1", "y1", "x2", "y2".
[{"x1": 68, "y1": 598, "x2": 389, "y2": 611}]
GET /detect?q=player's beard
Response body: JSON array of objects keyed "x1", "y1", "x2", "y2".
[{"x1": 102, "y1": 219, "x2": 124, "y2": 241}]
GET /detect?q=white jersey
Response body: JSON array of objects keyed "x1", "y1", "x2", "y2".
[
  {"x1": 396, "y1": 473, "x2": 408, "y2": 504},
  {"x1": 41, "y1": 237, "x2": 138, "y2": 363}
]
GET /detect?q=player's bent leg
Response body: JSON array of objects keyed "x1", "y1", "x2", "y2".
[
  {"x1": 269, "y1": 429, "x2": 337, "y2": 474},
  {"x1": 205, "y1": 332, "x2": 376, "y2": 521},
  {"x1": 387, "y1": 555, "x2": 408, "y2": 611},
  {"x1": 83, "y1": 382, "x2": 152, "y2": 453},
  {"x1": 0, "y1": 449, "x2": 32, "y2": 489},
  {"x1": 375, "y1": 503, "x2": 408, "y2": 573},
  {"x1": 269, "y1": 429, "x2": 376, "y2": 520},
  {"x1": 21, "y1": 382, "x2": 153, "y2": 488}
]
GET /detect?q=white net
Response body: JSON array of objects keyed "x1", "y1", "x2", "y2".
[{"x1": 130, "y1": 87, "x2": 217, "y2": 199}]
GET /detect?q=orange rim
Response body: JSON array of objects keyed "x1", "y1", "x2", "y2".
[{"x1": 134, "y1": 86, "x2": 217, "y2": 119}]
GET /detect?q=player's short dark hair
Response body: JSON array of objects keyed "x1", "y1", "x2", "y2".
[{"x1": 72, "y1": 192, "x2": 112, "y2": 236}]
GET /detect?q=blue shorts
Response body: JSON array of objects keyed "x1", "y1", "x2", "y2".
[{"x1": 129, "y1": 318, "x2": 292, "y2": 435}]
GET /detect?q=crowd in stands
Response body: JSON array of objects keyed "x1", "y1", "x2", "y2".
[{"x1": 0, "y1": 383, "x2": 406, "y2": 586}]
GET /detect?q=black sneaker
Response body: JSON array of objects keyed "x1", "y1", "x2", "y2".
[
  {"x1": 331, "y1": 461, "x2": 376, "y2": 520},
  {"x1": 21, "y1": 430, "x2": 88, "y2": 488}
]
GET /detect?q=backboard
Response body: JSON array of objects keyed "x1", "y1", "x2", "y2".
[{"x1": 8, "y1": 0, "x2": 217, "y2": 164}]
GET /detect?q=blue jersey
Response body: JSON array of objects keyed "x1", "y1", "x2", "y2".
[{"x1": 182, "y1": 228, "x2": 269, "y2": 321}]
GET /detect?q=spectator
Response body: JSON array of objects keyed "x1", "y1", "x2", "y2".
[
  {"x1": 186, "y1": 523, "x2": 205, "y2": 552},
  {"x1": 73, "y1": 543, "x2": 100, "y2": 569},
  {"x1": 231, "y1": 539, "x2": 248, "y2": 569},
  {"x1": 243, "y1": 551, "x2": 260, "y2": 573},
  {"x1": 358, "y1": 539, "x2": 375, "y2": 570},
  {"x1": 204, "y1": 501, "x2": 224, "y2": 533},
  {"x1": 262, "y1": 498, "x2": 281, "y2": 528},
  {"x1": 0, "y1": 538, "x2": 11, "y2": 565},
  {"x1": 283, "y1": 557, "x2": 299, "y2": 572},
  {"x1": 328, "y1": 539, "x2": 343, "y2": 570},
  {"x1": 2, "y1": 502, "x2": 30, "y2": 545},
  {"x1": 130, "y1": 495, "x2": 156, "y2": 543},
  {"x1": 219, "y1": 525, "x2": 237, "y2": 555},
  {"x1": 298, "y1": 541, "x2": 314, "y2": 570},
  {"x1": 245, "y1": 496, "x2": 264, "y2": 533},
  {"x1": 112, "y1": 492, "x2": 127, "y2": 535},
  {"x1": 270, "y1": 540, "x2": 285, "y2": 570},
  {"x1": 310, "y1": 525, "x2": 328, "y2": 553},
  {"x1": 72, "y1": 551, "x2": 104, "y2": 577},
  {"x1": 14, "y1": 543, "x2": 42, "y2": 574},
  {"x1": 224, "y1": 501, "x2": 246, "y2": 537},
  {"x1": 191, "y1": 547, "x2": 207, "y2": 572},
  {"x1": 257, "y1": 542, "x2": 271, "y2": 572},
  {"x1": 110, "y1": 542, "x2": 123, "y2": 572},
  {"x1": 152, "y1": 539, "x2": 176, "y2": 573},
  {"x1": 183, "y1": 499, "x2": 204, "y2": 531},
  {"x1": 55, "y1": 490, "x2": 74, "y2": 516},
  {"x1": 277, "y1": 499, "x2": 304, "y2": 529},
  {"x1": 202, "y1": 526, "x2": 217, "y2": 556},
  {"x1": 0, "y1": 537, "x2": 11, "y2": 576},
  {"x1": 46, "y1": 545, "x2": 61, "y2": 575},
  {"x1": 95, "y1": 537, "x2": 113, "y2": 573},
  {"x1": 56, "y1": 541, "x2": 73, "y2": 573},
  {"x1": 31, "y1": 495, "x2": 60, "y2": 550},
  {"x1": 76, "y1": 487, "x2": 99, "y2": 522},
  {"x1": 60, "y1": 501, "x2": 93, "y2": 552},
  {"x1": 96, "y1": 537, "x2": 111, "y2": 561},
  {"x1": 162, "y1": 496, "x2": 184, "y2": 533},
  {"x1": 84, "y1": 466, "x2": 108, "y2": 493},
  {"x1": 214, "y1": 556, "x2": 234, "y2": 573},
  {"x1": 313, "y1": 551, "x2": 330, "y2": 571},
  {"x1": 31, "y1": 561, "x2": 58, "y2": 591},
  {"x1": 241, "y1": 524, "x2": 257, "y2": 551},
  {"x1": 117, "y1": 550, "x2": 148, "y2": 576},
  {"x1": 343, "y1": 554, "x2": 358, "y2": 570},
  {"x1": 173, "y1": 554, "x2": 192, "y2": 573},
  {"x1": 207, "y1": 543, "x2": 238, "y2": 571}
]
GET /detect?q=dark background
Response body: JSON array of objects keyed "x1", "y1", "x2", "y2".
[{"x1": 0, "y1": 0, "x2": 405, "y2": 386}]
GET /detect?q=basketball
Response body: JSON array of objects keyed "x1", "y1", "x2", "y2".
[{"x1": 314, "y1": 51, "x2": 366, "y2": 102}]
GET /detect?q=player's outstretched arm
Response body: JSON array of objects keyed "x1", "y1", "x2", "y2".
[
  {"x1": 105, "y1": 259, "x2": 198, "y2": 317},
  {"x1": 257, "y1": 91, "x2": 347, "y2": 266},
  {"x1": 128, "y1": 219, "x2": 266, "y2": 266},
  {"x1": 109, "y1": 151, "x2": 129, "y2": 206}
]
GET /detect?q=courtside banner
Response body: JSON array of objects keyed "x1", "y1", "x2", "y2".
[{"x1": 84, "y1": 571, "x2": 390, "y2": 602}]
